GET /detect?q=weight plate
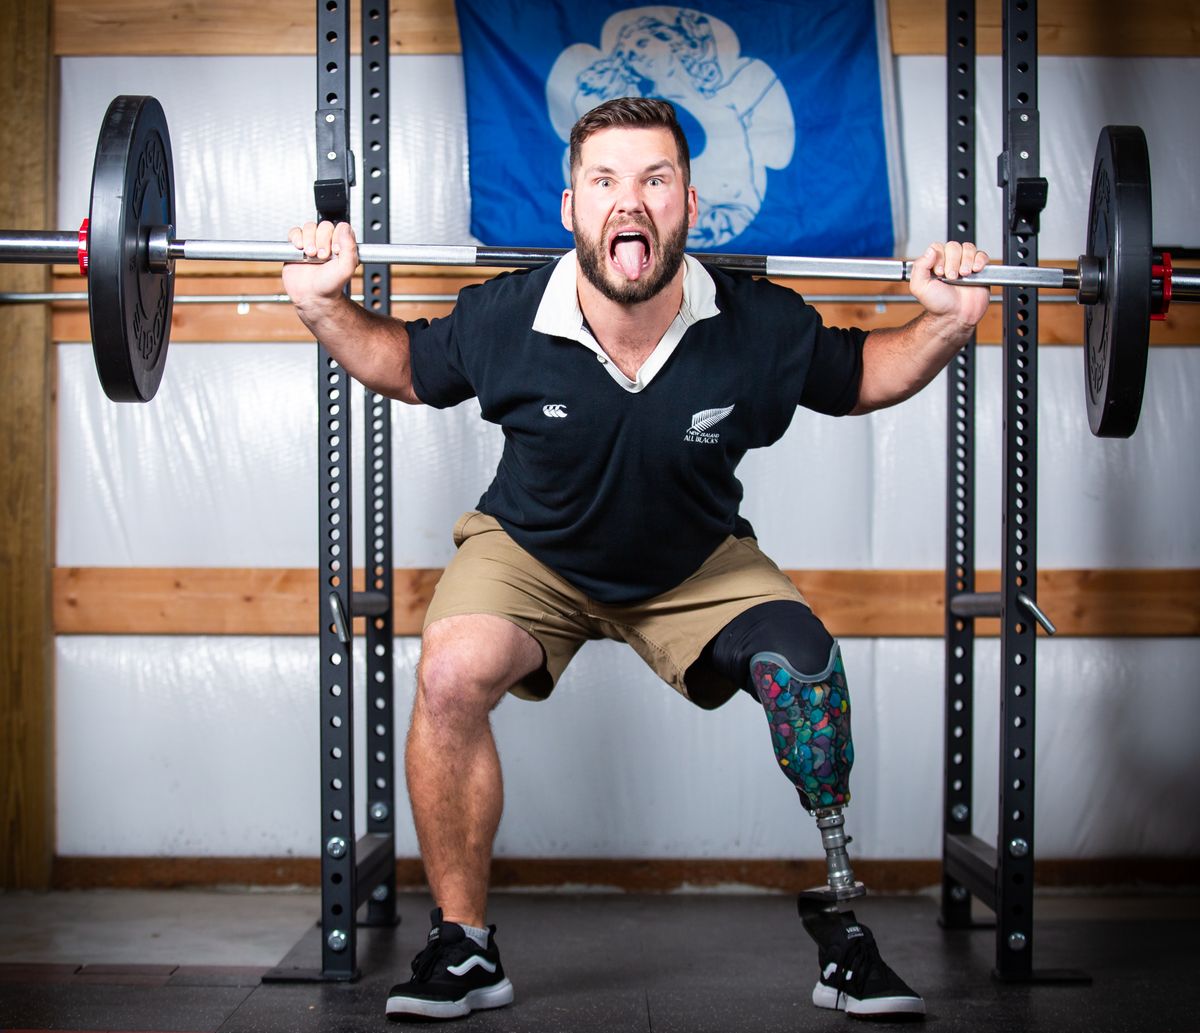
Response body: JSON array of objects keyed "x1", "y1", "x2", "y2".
[
  {"x1": 1083, "y1": 125, "x2": 1152, "y2": 437},
  {"x1": 88, "y1": 95, "x2": 175, "y2": 402}
]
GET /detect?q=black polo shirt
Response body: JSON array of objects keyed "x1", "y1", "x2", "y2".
[{"x1": 407, "y1": 254, "x2": 864, "y2": 603}]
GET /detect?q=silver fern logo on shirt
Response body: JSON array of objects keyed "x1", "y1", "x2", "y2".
[{"x1": 685, "y1": 405, "x2": 734, "y2": 444}]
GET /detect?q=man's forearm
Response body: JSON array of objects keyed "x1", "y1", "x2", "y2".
[
  {"x1": 850, "y1": 310, "x2": 977, "y2": 415},
  {"x1": 293, "y1": 292, "x2": 421, "y2": 404}
]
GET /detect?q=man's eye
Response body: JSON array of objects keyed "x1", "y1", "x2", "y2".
[{"x1": 648, "y1": 177, "x2": 663, "y2": 187}]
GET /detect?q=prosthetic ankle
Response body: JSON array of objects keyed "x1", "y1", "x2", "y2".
[{"x1": 750, "y1": 645, "x2": 865, "y2": 907}]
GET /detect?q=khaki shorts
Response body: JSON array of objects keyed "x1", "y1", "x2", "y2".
[{"x1": 423, "y1": 511, "x2": 809, "y2": 709}]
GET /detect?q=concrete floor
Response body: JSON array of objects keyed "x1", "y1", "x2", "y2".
[
  {"x1": 1, "y1": 888, "x2": 1198, "y2": 1031},
  {"x1": 0, "y1": 888, "x2": 319, "y2": 966}
]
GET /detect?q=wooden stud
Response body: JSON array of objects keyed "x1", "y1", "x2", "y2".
[{"x1": 0, "y1": 0, "x2": 55, "y2": 891}]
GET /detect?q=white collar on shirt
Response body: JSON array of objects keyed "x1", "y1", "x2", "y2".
[{"x1": 531, "y1": 250, "x2": 721, "y2": 393}]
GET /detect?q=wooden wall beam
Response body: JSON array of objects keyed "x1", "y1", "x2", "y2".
[
  {"x1": 891, "y1": 0, "x2": 1200, "y2": 56},
  {"x1": 53, "y1": 0, "x2": 459, "y2": 55},
  {"x1": 52, "y1": 0, "x2": 1200, "y2": 57},
  {"x1": 0, "y1": 0, "x2": 55, "y2": 890},
  {"x1": 47, "y1": 298, "x2": 1200, "y2": 348},
  {"x1": 50, "y1": 854, "x2": 1200, "y2": 893},
  {"x1": 52, "y1": 567, "x2": 1200, "y2": 638},
  {"x1": 45, "y1": 271, "x2": 1200, "y2": 347}
]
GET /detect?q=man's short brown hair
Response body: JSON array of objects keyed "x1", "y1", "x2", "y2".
[{"x1": 568, "y1": 97, "x2": 691, "y2": 186}]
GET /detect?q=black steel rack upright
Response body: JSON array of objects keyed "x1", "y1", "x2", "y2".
[
  {"x1": 940, "y1": 0, "x2": 1088, "y2": 984},
  {"x1": 266, "y1": 0, "x2": 398, "y2": 983},
  {"x1": 357, "y1": 0, "x2": 400, "y2": 951},
  {"x1": 940, "y1": 0, "x2": 980, "y2": 937}
]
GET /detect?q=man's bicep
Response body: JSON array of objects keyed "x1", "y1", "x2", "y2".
[
  {"x1": 798, "y1": 324, "x2": 867, "y2": 417},
  {"x1": 406, "y1": 316, "x2": 477, "y2": 408}
]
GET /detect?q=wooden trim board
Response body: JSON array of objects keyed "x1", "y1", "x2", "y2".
[
  {"x1": 51, "y1": 854, "x2": 1200, "y2": 892},
  {"x1": 52, "y1": 0, "x2": 1200, "y2": 56},
  {"x1": 52, "y1": 567, "x2": 1200, "y2": 637},
  {"x1": 46, "y1": 269, "x2": 1200, "y2": 348}
]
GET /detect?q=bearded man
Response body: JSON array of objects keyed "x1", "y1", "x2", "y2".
[{"x1": 285, "y1": 96, "x2": 990, "y2": 1022}]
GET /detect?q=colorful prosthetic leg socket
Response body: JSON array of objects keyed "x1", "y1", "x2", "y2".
[{"x1": 750, "y1": 646, "x2": 853, "y2": 810}]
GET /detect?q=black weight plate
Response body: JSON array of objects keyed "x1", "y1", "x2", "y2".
[
  {"x1": 1083, "y1": 125, "x2": 1152, "y2": 437},
  {"x1": 88, "y1": 96, "x2": 175, "y2": 402}
]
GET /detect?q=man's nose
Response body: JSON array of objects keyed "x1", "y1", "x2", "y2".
[{"x1": 614, "y1": 178, "x2": 645, "y2": 211}]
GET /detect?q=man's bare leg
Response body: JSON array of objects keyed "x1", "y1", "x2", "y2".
[{"x1": 406, "y1": 613, "x2": 543, "y2": 928}]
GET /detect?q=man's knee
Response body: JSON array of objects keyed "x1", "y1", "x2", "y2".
[
  {"x1": 702, "y1": 600, "x2": 836, "y2": 690},
  {"x1": 417, "y1": 614, "x2": 543, "y2": 721},
  {"x1": 700, "y1": 601, "x2": 854, "y2": 810}
]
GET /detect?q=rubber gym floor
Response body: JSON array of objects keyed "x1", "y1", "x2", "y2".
[{"x1": 1, "y1": 888, "x2": 1197, "y2": 1032}]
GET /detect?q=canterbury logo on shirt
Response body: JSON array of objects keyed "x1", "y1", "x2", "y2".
[
  {"x1": 685, "y1": 404, "x2": 734, "y2": 443},
  {"x1": 542, "y1": 403, "x2": 568, "y2": 418}
]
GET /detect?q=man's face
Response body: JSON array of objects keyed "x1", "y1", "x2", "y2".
[{"x1": 561, "y1": 126, "x2": 697, "y2": 304}]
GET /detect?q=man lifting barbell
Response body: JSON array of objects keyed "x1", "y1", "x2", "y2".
[
  {"x1": 283, "y1": 96, "x2": 991, "y2": 1021},
  {"x1": 4, "y1": 96, "x2": 1190, "y2": 438}
]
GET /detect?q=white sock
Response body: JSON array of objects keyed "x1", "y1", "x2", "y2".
[{"x1": 459, "y1": 922, "x2": 490, "y2": 949}]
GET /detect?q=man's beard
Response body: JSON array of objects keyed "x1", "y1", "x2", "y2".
[{"x1": 573, "y1": 209, "x2": 690, "y2": 304}]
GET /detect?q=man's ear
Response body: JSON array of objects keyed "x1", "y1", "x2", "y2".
[
  {"x1": 561, "y1": 189, "x2": 574, "y2": 234},
  {"x1": 686, "y1": 184, "x2": 698, "y2": 229}
]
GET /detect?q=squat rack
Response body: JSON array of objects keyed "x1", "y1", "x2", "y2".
[
  {"x1": 268, "y1": 0, "x2": 1093, "y2": 985},
  {"x1": 265, "y1": 0, "x2": 399, "y2": 982},
  {"x1": 940, "y1": 0, "x2": 1089, "y2": 984}
]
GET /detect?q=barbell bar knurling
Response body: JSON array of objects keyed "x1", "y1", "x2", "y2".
[
  {"x1": 4, "y1": 225, "x2": 1195, "y2": 301},
  {"x1": 3, "y1": 226, "x2": 1196, "y2": 310},
  {"x1": 0, "y1": 230, "x2": 81, "y2": 263},
  {"x1": 0, "y1": 225, "x2": 1159, "y2": 297},
  {"x1": 1159, "y1": 269, "x2": 1199, "y2": 300},
  {"x1": 6, "y1": 227, "x2": 1197, "y2": 302},
  {"x1": 175, "y1": 238, "x2": 1082, "y2": 291}
]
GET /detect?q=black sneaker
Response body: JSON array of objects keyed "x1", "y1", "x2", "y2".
[
  {"x1": 806, "y1": 909, "x2": 925, "y2": 1018},
  {"x1": 385, "y1": 909, "x2": 514, "y2": 1020}
]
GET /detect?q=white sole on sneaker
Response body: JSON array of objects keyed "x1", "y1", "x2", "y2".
[
  {"x1": 812, "y1": 980, "x2": 926, "y2": 1016},
  {"x1": 386, "y1": 977, "x2": 514, "y2": 1019}
]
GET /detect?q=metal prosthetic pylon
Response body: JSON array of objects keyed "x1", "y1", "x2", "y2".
[{"x1": 797, "y1": 803, "x2": 865, "y2": 921}]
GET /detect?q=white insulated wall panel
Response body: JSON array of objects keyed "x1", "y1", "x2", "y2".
[
  {"x1": 58, "y1": 57, "x2": 1200, "y2": 256},
  {"x1": 56, "y1": 636, "x2": 1200, "y2": 859},
  {"x1": 57, "y1": 342, "x2": 1200, "y2": 570},
  {"x1": 53, "y1": 52, "x2": 1200, "y2": 861}
]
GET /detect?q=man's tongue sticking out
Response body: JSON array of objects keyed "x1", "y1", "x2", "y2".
[{"x1": 613, "y1": 236, "x2": 647, "y2": 281}]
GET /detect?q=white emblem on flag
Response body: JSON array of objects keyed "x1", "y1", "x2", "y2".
[{"x1": 546, "y1": 6, "x2": 795, "y2": 248}]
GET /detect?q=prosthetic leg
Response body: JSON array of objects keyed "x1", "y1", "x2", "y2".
[
  {"x1": 749, "y1": 644, "x2": 925, "y2": 1016},
  {"x1": 749, "y1": 646, "x2": 864, "y2": 909}
]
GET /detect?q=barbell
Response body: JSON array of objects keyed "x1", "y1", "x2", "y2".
[{"x1": 1, "y1": 95, "x2": 1196, "y2": 435}]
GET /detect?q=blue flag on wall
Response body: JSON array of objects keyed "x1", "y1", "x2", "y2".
[{"x1": 455, "y1": 0, "x2": 897, "y2": 256}]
